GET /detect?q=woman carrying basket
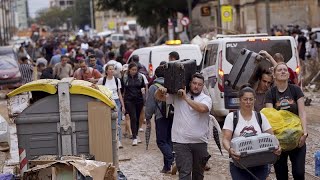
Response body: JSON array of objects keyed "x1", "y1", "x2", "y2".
[{"x1": 222, "y1": 85, "x2": 281, "y2": 180}]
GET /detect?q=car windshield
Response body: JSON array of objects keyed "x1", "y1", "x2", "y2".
[
  {"x1": 0, "y1": 55, "x2": 18, "y2": 70},
  {"x1": 225, "y1": 40, "x2": 293, "y2": 65}
]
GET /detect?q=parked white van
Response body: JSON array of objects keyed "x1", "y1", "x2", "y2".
[
  {"x1": 128, "y1": 41, "x2": 202, "y2": 77},
  {"x1": 201, "y1": 34, "x2": 300, "y2": 120}
]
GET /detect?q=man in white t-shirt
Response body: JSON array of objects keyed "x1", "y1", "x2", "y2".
[
  {"x1": 104, "y1": 52, "x2": 122, "y2": 78},
  {"x1": 156, "y1": 73, "x2": 212, "y2": 179}
]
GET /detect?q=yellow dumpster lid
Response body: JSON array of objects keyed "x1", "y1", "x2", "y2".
[
  {"x1": 7, "y1": 79, "x2": 59, "y2": 97},
  {"x1": 69, "y1": 80, "x2": 115, "y2": 108},
  {"x1": 7, "y1": 79, "x2": 116, "y2": 108}
]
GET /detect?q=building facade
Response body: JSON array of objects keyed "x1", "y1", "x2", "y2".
[
  {"x1": 192, "y1": 0, "x2": 320, "y2": 35},
  {"x1": 0, "y1": 0, "x2": 16, "y2": 45},
  {"x1": 49, "y1": 0, "x2": 74, "y2": 9},
  {"x1": 16, "y1": 0, "x2": 28, "y2": 29}
]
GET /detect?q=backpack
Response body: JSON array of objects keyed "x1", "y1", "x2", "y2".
[
  {"x1": 122, "y1": 72, "x2": 143, "y2": 86},
  {"x1": 154, "y1": 83, "x2": 174, "y2": 120},
  {"x1": 232, "y1": 110, "x2": 263, "y2": 137},
  {"x1": 102, "y1": 76, "x2": 119, "y2": 91}
]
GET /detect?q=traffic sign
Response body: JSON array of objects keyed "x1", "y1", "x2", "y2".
[
  {"x1": 221, "y1": 5, "x2": 233, "y2": 22},
  {"x1": 201, "y1": 6, "x2": 211, "y2": 16},
  {"x1": 180, "y1": 17, "x2": 190, "y2": 26}
]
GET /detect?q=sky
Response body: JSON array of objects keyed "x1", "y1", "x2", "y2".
[{"x1": 28, "y1": 0, "x2": 50, "y2": 18}]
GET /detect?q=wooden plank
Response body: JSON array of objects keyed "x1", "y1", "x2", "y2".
[{"x1": 88, "y1": 102, "x2": 113, "y2": 164}]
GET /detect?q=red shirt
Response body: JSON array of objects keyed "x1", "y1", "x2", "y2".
[{"x1": 73, "y1": 67, "x2": 102, "y2": 81}]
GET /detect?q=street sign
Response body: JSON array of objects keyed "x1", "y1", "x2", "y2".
[
  {"x1": 221, "y1": 5, "x2": 233, "y2": 22},
  {"x1": 180, "y1": 16, "x2": 190, "y2": 26},
  {"x1": 201, "y1": 6, "x2": 211, "y2": 16}
]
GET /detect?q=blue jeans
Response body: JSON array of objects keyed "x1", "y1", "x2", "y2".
[
  {"x1": 155, "y1": 117, "x2": 173, "y2": 171},
  {"x1": 115, "y1": 99, "x2": 122, "y2": 141},
  {"x1": 230, "y1": 162, "x2": 268, "y2": 180},
  {"x1": 274, "y1": 144, "x2": 306, "y2": 180}
]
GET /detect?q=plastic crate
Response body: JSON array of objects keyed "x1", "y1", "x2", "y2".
[{"x1": 231, "y1": 133, "x2": 279, "y2": 168}]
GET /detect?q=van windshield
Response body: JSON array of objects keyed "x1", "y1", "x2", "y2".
[{"x1": 225, "y1": 40, "x2": 292, "y2": 65}]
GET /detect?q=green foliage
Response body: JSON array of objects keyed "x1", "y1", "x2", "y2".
[
  {"x1": 35, "y1": 7, "x2": 68, "y2": 28},
  {"x1": 96, "y1": 0, "x2": 200, "y2": 28},
  {"x1": 35, "y1": 0, "x2": 91, "y2": 29}
]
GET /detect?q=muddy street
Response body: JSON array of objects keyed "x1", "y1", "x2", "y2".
[
  {"x1": 117, "y1": 91, "x2": 320, "y2": 180},
  {"x1": 0, "y1": 90, "x2": 320, "y2": 179}
]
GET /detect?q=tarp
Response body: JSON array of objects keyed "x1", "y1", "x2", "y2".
[{"x1": 6, "y1": 79, "x2": 116, "y2": 108}]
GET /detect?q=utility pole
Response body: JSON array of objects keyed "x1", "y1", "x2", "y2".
[
  {"x1": 217, "y1": 0, "x2": 222, "y2": 34},
  {"x1": 90, "y1": 0, "x2": 95, "y2": 29},
  {"x1": 187, "y1": 0, "x2": 193, "y2": 38},
  {"x1": 265, "y1": 0, "x2": 271, "y2": 35}
]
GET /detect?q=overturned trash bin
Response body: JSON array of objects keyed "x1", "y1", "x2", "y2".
[{"x1": 6, "y1": 78, "x2": 119, "y2": 176}]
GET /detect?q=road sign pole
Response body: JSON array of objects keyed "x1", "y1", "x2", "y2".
[{"x1": 217, "y1": 0, "x2": 222, "y2": 34}]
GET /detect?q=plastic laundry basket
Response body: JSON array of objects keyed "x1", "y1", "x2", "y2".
[{"x1": 231, "y1": 133, "x2": 279, "y2": 168}]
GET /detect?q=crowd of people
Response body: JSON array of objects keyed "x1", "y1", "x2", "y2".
[
  {"x1": 16, "y1": 34, "x2": 150, "y2": 149},
  {"x1": 14, "y1": 31, "x2": 311, "y2": 180}
]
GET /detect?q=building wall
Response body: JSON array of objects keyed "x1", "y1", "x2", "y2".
[
  {"x1": 0, "y1": 0, "x2": 15, "y2": 45},
  {"x1": 192, "y1": 1, "x2": 218, "y2": 35},
  {"x1": 16, "y1": 0, "x2": 28, "y2": 29},
  {"x1": 193, "y1": 0, "x2": 320, "y2": 35},
  {"x1": 240, "y1": 0, "x2": 320, "y2": 34},
  {"x1": 50, "y1": 0, "x2": 74, "y2": 9}
]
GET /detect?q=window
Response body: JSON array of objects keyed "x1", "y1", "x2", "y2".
[
  {"x1": 67, "y1": 1, "x2": 73, "y2": 5},
  {"x1": 203, "y1": 44, "x2": 218, "y2": 68},
  {"x1": 59, "y1": 1, "x2": 65, "y2": 6},
  {"x1": 225, "y1": 40, "x2": 292, "y2": 65}
]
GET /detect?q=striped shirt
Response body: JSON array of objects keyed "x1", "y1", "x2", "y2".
[{"x1": 19, "y1": 64, "x2": 33, "y2": 84}]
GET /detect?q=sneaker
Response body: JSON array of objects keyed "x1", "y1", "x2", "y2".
[
  {"x1": 139, "y1": 128, "x2": 144, "y2": 132},
  {"x1": 118, "y1": 141, "x2": 123, "y2": 149},
  {"x1": 137, "y1": 136, "x2": 142, "y2": 143},
  {"x1": 160, "y1": 168, "x2": 171, "y2": 174},
  {"x1": 132, "y1": 139, "x2": 138, "y2": 146}
]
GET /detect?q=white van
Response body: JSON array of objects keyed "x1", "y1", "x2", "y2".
[
  {"x1": 201, "y1": 34, "x2": 300, "y2": 120},
  {"x1": 128, "y1": 42, "x2": 202, "y2": 77},
  {"x1": 108, "y1": 33, "x2": 125, "y2": 48}
]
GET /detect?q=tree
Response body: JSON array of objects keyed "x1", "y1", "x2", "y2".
[
  {"x1": 96, "y1": 0, "x2": 200, "y2": 28},
  {"x1": 34, "y1": 0, "x2": 91, "y2": 30},
  {"x1": 72, "y1": 0, "x2": 91, "y2": 30},
  {"x1": 35, "y1": 7, "x2": 69, "y2": 28}
]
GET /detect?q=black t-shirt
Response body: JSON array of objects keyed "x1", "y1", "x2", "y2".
[
  {"x1": 265, "y1": 84, "x2": 304, "y2": 116},
  {"x1": 122, "y1": 74, "x2": 145, "y2": 102}
]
